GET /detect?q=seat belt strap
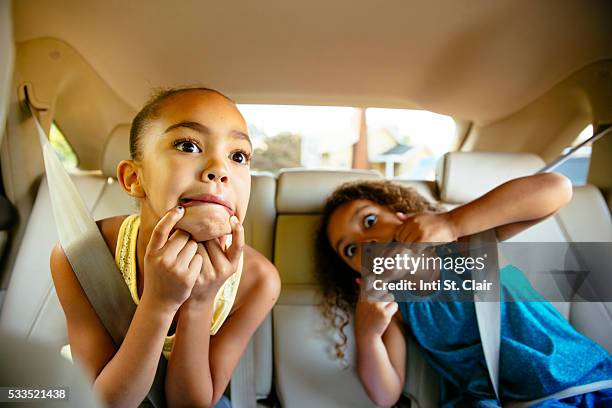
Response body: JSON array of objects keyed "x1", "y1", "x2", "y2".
[
  {"x1": 537, "y1": 125, "x2": 611, "y2": 173},
  {"x1": 26, "y1": 97, "x2": 167, "y2": 408},
  {"x1": 470, "y1": 230, "x2": 501, "y2": 401},
  {"x1": 32, "y1": 106, "x2": 135, "y2": 345},
  {"x1": 231, "y1": 337, "x2": 257, "y2": 408}
]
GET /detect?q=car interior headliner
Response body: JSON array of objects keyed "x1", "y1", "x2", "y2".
[{"x1": 13, "y1": 0, "x2": 612, "y2": 125}]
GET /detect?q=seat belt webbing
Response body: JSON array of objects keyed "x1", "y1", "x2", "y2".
[
  {"x1": 470, "y1": 230, "x2": 501, "y2": 401},
  {"x1": 27, "y1": 99, "x2": 167, "y2": 408}
]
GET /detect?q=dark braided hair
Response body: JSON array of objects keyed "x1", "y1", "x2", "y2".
[{"x1": 129, "y1": 86, "x2": 234, "y2": 160}]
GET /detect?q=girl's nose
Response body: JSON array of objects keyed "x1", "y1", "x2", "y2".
[
  {"x1": 205, "y1": 171, "x2": 228, "y2": 183},
  {"x1": 202, "y1": 159, "x2": 229, "y2": 183}
]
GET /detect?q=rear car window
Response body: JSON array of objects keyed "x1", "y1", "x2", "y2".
[
  {"x1": 49, "y1": 122, "x2": 78, "y2": 170},
  {"x1": 554, "y1": 124, "x2": 592, "y2": 186},
  {"x1": 238, "y1": 104, "x2": 457, "y2": 179}
]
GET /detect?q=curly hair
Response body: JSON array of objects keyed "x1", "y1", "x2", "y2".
[{"x1": 314, "y1": 180, "x2": 443, "y2": 361}]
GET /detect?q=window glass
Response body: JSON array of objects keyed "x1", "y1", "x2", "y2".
[
  {"x1": 49, "y1": 122, "x2": 78, "y2": 170},
  {"x1": 366, "y1": 108, "x2": 456, "y2": 180},
  {"x1": 555, "y1": 125, "x2": 593, "y2": 186},
  {"x1": 237, "y1": 104, "x2": 457, "y2": 178},
  {"x1": 238, "y1": 104, "x2": 359, "y2": 173}
]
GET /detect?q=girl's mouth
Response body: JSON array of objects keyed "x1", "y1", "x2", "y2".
[{"x1": 179, "y1": 194, "x2": 235, "y2": 216}]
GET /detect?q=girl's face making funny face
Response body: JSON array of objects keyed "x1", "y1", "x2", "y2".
[
  {"x1": 134, "y1": 91, "x2": 251, "y2": 242},
  {"x1": 327, "y1": 200, "x2": 406, "y2": 273}
]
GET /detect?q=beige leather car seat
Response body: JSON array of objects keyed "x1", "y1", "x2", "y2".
[
  {"x1": 0, "y1": 125, "x2": 134, "y2": 348},
  {"x1": 437, "y1": 152, "x2": 612, "y2": 354},
  {"x1": 273, "y1": 169, "x2": 381, "y2": 408}
]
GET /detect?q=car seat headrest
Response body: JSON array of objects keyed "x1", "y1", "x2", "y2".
[
  {"x1": 102, "y1": 124, "x2": 131, "y2": 178},
  {"x1": 436, "y1": 152, "x2": 545, "y2": 203},
  {"x1": 276, "y1": 169, "x2": 383, "y2": 214}
]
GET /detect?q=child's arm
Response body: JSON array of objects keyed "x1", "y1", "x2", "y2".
[
  {"x1": 395, "y1": 172, "x2": 573, "y2": 242},
  {"x1": 450, "y1": 172, "x2": 572, "y2": 241},
  {"x1": 165, "y1": 223, "x2": 280, "y2": 407},
  {"x1": 51, "y1": 247, "x2": 174, "y2": 408},
  {"x1": 50, "y1": 208, "x2": 199, "y2": 408},
  {"x1": 355, "y1": 300, "x2": 406, "y2": 408}
]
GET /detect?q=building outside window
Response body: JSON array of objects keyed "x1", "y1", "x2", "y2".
[{"x1": 238, "y1": 104, "x2": 457, "y2": 180}]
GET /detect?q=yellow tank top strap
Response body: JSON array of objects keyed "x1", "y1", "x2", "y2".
[
  {"x1": 114, "y1": 214, "x2": 243, "y2": 358},
  {"x1": 210, "y1": 252, "x2": 243, "y2": 335},
  {"x1": 115, "y1": 214, "x2": 141, "y2": 304}
]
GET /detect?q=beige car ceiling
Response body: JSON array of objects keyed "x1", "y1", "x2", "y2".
[{"x1": 13, "y1": 0, "x2": 612, "y2": 125}]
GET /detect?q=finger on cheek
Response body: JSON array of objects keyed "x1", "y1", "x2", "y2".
[
  {"x1": 148, "y1": 205, "x2": 185, "y2": 252},
  {"x1": 205, "y1": 239, "x2": 227, "y2": 273},
  {"x1": 230, "y1": 216, "x2": 243, "y2": 239},
  {"x1": 228, "y1": 216, "x2": 244, "y2": 261}
]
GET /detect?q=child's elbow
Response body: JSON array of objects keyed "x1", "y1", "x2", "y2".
[
  {"x1": 548, "y1": 172, "x2": 573, "y2": 208},
  {"x1": 181, "y1": 397, "x2": 213, "y2": 408},
  {"x1": 372, "y1": 393, "x2": 402, "y2": 408}
]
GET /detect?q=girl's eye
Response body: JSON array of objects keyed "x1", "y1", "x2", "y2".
[
  {"x1": 344, "y1": 243, "x2": 357, "y2": 258},
  {"x1": 174, "y1": 140, "x2": 201, "y2": 153},
  {"x1": 363, "y1": 214, "x2": 377, "y2": 229},
  {"x1": 231, "y1": 151, "x2": 251, "y2": 165}
]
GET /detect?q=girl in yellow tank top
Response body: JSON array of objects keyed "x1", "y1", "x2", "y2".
[
  {"x1": 53, "y1": 87, "x2": 280, "y2": 408},
  {"x1": 116, "y1": 214, "x2": 243, "y2": 359},
  {"x1": 61, "y1": 213, "x2": 242, "y2": 361}
]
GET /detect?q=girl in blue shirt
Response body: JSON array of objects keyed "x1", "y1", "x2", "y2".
[{"x1": 315, "y1": 174, "x2": 611, "y2": 407}]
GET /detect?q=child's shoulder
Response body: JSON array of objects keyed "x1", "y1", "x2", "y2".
[
  {"x1": 51, "y1": 215, "x2": 129, "y2": 272},
  {"x1": 95, "y1": 215, "x2": 130, "y2": 255},
  {"x1": 49, "y1": 216, "x2": 127, "y2": 310},
  {"x1": 236, "y1": 246, "x2": 280, "y2": 307}
]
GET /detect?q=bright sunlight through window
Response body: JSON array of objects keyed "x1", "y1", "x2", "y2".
[
  {"x1": 556, "y1": 124, "x2": 593, "y2": 186},
  {"x1": 238, "y1": 104, "x2": 456, "y2": 180},
  {"x1": 49, "y1": 122, "x2": 78, "y2": 170},
  {"x1": 366, "y1": 108, "x2": 456, "y2": 179}
]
